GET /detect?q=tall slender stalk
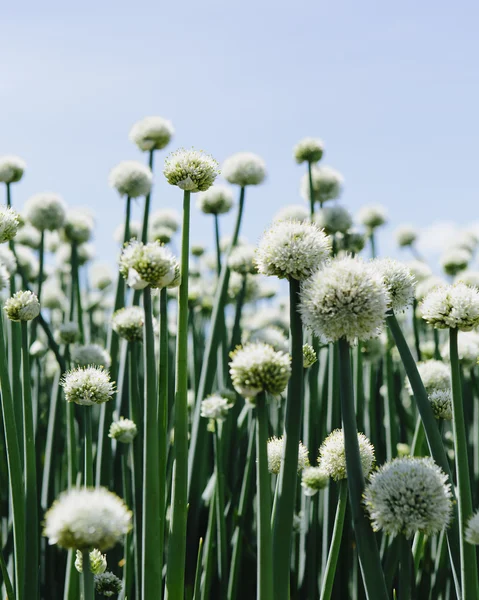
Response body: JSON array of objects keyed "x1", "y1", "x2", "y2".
[
  {"x1": 21, "y1": 319, "x2": 39, "y2": 600},
  {"x1": 272, "y1": 277, "x2": 303, "y2": 599},
  {"x1": 214, "y1": 213, "x2": 222, "y2": 275},
  {"x1": 213, "y1": 423, "x2": 227, "y2": 595},
  {"x1": 166, "y1": 190, "x2": 191, "y2": 600},
  {"x1": 307, "y1": 162, "x2": 315, "y2": 219},
  {"x1": 255, "y1": 392, "x2": 274, "y2": 600},
  {"x1": 398, "y1": 536, "x2": 413, "y2": 600},
  {"x1": 337, "y1": 337, "x2": 388, "y2": 600},
  {"x1": 84, "y1": 408, "x2": 93, "y2": 487},
  {"x1": 141, "y1": 151, "x2": 155, "y2": 244},
  {"x1": 449, "y1": 327, "x2": 479, "y2": 599},
  {"x1": 82, "y1": 550, "x2": 94, "y2": 600}
]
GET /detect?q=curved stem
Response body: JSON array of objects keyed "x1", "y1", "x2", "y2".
[
  {"x1": 320, "y1": 480, "x2": 348, "y2": 600},
  {"x1": 449, "y1": 327, "x2": 479, "y2": 599}
]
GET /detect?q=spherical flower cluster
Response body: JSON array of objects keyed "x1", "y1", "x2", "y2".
[
  {"x1": 301, "y1": 466, "x2": 329, "y2": 496},
  {"x1": 421, "y1": 283, "x2": 479, "y2": 331},
  {"x1": 90, "y1": 263, "x2": 113, "y2": 290},
  {"x1": 405, "y1": 360, "x2": 451, "y2": 396},
  {"x1": 407, "y1": 260, "x2": 432, "y2": 283},
  {"x1": 273, "y1": 204, "x2": 309, "y2": 223},
  {"x1": 114, "y1": 220, "x2": 141, "y2": 244},
  {"x1": 364, "y1": 457, "x2": 452, "y2": 538},
  {"x1": 94, "y1": 571, "x2": 123, "y2": 597},
  {"x1": 15, "y1": 245, "x2": 39, "y2": 280},
  {"x1": 227, "y1": 272, "x2": 259, "y2": 303},
  {"x1": 29, "y1": 340, "x2": 47, "y2": 358},
  {"x1": 440, "y1": 248, "x2": 471, "y2": 276},
  {"x1": 61, "y1": 366, "x2": 115, "y2": 406},
  {"x1": 55, "y1": 322, "x2": 80, "y2": 345},
  {"x1": 357, "y1": 205, "x2": 388, "y2": 230},
  {"x1": 229, "y1": 342, "x2": 291, "y2": 399},
  {"x1": 456, "y1": 270, "x2": 479, "y2": 288},
  {"x1": 228, "y1": 244, "x2": 257, "y2": 275},
  {"x1": 75, "y1": 548, "x2": 107, "y2": 574},
  {"x1": 15, "y1": 224, "x2": 42, "y2": 249},
  {"x1": 319, "y1": 429, "x2": 375, "y2": 481},
  {"x1": 303, "y1": 343, "x2": 317, "y2": 368},
  {"x1": 109, "y1": 161, "x2": 153, "y2": 198},
  {"x1": 255, "y1": 220, "x2": 331, "y2": 281},
  {"x1": 112, "y1": 306, "x2": 144, "y2": 342},
  {"x1": 267, "y1": 436, "x2": 309, "y2": 474},
  {"x1": 150, "y1": 209, "x2": 180, "y2": 233},
  {"x1": 415, "y1": 276, "x2": 445, "y2": 302},
  {"x1": 222, "y1": 152, "x2": 266, "y2": 187},
  {"x1": 247, "y1": 326, "x2": 289, "y2": 353},
  {"x1": 200, "y1": 394, "x2": 235, "y2": 421},
  {"x1": 197, "y1": 185, "x2": 234, "y2": 215},
  {"x1": 466, "y1": 511, "x2": 479, "y2": 545},
  {"x1": 293, "y1": 137, "x2": 324, "y2": 164},
  {"x1": 24, "y1": 193, "x2": 67, "y2": 231},
  {"x1": 0, "y1": 155, "x2": 26, "y2": 183},
  {"x1": 4, "y1": 290, "x2": 40, "y2": 321},
  {"x1": 373, "y1": 258, "x2": 416, "y2": 312},
  {"x1": 109, "y1": 417, "x2": 137, "y2": 443},
  {"x1": 164, "y1": 148, "x2": 219, "y2": 192},
  {"x1": 441, "y1": 331, "x2": 479, "y2": 367},
  {"x1": 129, "y1": 116, "x2": 174, "y2": 151},
  {"x1": 336, "y1": 230, "x2": 366, "y2": 254},
  {"x1": 315, "y1": 205, "x2": 353, "y2": 235},
  {"x1": 299, "y1": 256, "x2": 389, "y2": 343},
  {"x1": 44, "y1": 487, "x2": 131, "y2": 551},
  {"x1": 63, "y1": 210, "x2": 94, "y2": 244},
  {"x1": 428, "y1": 389, "x2": 452, "y2": 420},
  {"x1": 71, "y1": 344, "x2": 111, "y2": 369},
  {"x1": 119, "y1": 240, "x2": 178, "y2": 290},
  {"x1": 149, "y1": 225, "x2": 173, "y2": 244},
  {"x1": 300, "y1": 165, "x2": 343, "y2": 205},
  {"x1": 0, "y1": 264, "x2": 9, "y2": 291},
  {"x1": 0, "y1": 245, "x2": 16, "y2": 274},
  {"x1": 0, "y1": 206, "x2": 20, "y2": 243},
  {"x1": 395, "y1": 225, "x2": 418, "y2": 247}
]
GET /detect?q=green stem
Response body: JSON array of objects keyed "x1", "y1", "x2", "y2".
[
  {"x1": 384, "y1": 334, "x2": 398, "y2": 461},
  {"x1": 141, "y1": 151, "x2": 155, "y2": 244},
  {"x1": 0, "y1": 313, "x2": 25, "y2": 600},
  {"x1": 166, "y1": 190, "x2": 191, "y2": 600},
  {"x1": 449, "y1": 327, "x2": 479, "y2": 599},
  {"x1": 84, "y1": 408, "x2": 93, "y2": 487},
  {"x1": 320, "y1": 480, "x2": 348, "y2": 600},
  {"x1": 82, "y1": 550, "x2": 94, "y2": 600},
  {"x1": 6, "y1": 182, "x2": 11, "y2": 207},
  {"x1": 214, "y1": 424, "x2": 227, "y2": 594},
  {"x1": 398, "y1": 535, "x2": 413, "y2": 600},
  {"x1": 256, "y1": 392, "x2": 274, "y2": 600},
  {"x1": 369, "y1": 232, "x2": 376, "y2": 258},
  {"x1": 229, "y1": 274, "x2": 247, "y2": 351},
  {"x1": 37, "y1": 229, "x2": 45, "y2": 301},
  {"x1": 272, "y1": 277, "x2": 304, "y2": 600},
  {"x1": 214, "y1": 212, "x2": 222, "y2": 275},
  {"x1": 386, "y1": 312, "x2": 461, "y2": 595},
  {"x1": 433, "y1": 328, "x2": 441, "y2": 360},
  {"x1": 307, "y1": 161, "x2": 315, "y2": 219},
  {"x1": 192, "y1": 538, "x2": 204, "y2": 600},
  {"x1": 337, "y1": 337, "x2": 388, "y2": 600},
  {"x1": 21, "y1": 319, "x2": 39, "y2": 600},
  {"x1": 0, "y1": 544, "x2": 14, "y2": 600},
  {"x1": 412, "y1": 299, "x2": 422, "y2": 361},
  {"x1": 142, "y1": 286, "x2": 162, "y2": 597}
]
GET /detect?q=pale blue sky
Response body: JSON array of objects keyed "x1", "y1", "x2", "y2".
[{"x1": 2, "y1": 1, "x2": 479, "y2": 263}]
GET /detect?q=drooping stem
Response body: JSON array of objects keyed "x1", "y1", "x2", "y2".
[
  {"x1": 21, "y1": 319, "x2": 39, "y2": 600},
  {"x1": 449, "y1": 327, "x2": 479, "y2": 599},
  {"x1": 272, "y1": 277, "x2": 304, "y2": 600},
  {"x1": 337, "y1": 336, "x2": 388, "y2": 600},
  {"x1": 166, "y1": 189, "x2": 191, "y2": 600},
  {"x1": 141, "y1": 151, "x2": 155, "y2": 244},
  {"x1": 320, "y1": 480, "x2": 348, "y2": 600},
  {"x1": 255, "y1": 392, "x2": 274, "y2": 600}
]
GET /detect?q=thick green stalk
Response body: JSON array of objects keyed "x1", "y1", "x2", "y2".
[
  {"x1": 0, "y1": 313, "x2": 25, "y2": 600},
  {"x1": 213, "y1": 424, "x2": 227, "y2": 594},
  {"x1": 272, "y1": 278, "x2": 304, "y2": 599},
  {"x1": 320, "y1": 480, "x2": 348, "y2": 600},
  {"x1": 398, "y1": 535, "x2": 413, "y2": 600},
  {"x1": 412, "y1": 299, "x2": 422, "y2": 361},
  {"x1": 200, "y1": 495, "x2": 216, "y2": 600},
  {"x1": 166, "y1": 190, "x2": 191, "y2": 600},
  {"x1": 384, "y1": 335, "x2": 398, "y2": 461},
  {"x1": 142, "y1": 286, "x2": 162, "y2": 597},
  {"x1": 82, "y1": 550, "x2": 94, "y2": 600},
  {"x1": 386, "y1": 312, "x2": 461, "y2": 594},
  {"x1": 141, "y1": 151, "x2": 155, "y2": 244},
  {"x1": 229, "y1": 274, "x2": 247, "y2": 351},
  {"x1": 192, "y1": 538, "x2": 204, "y2": 600},
  {"x1": 0, "y1": 544, "x2": 14, "y2": 600},
  {"x1": 337, "y1": 337, "x2": 388, "y2": 600},
  {"x1": 21, "y1": 319, "x2": 39, "y2": 600},
  {"x1": 256, "y1": 392, "x2": 274, "y2": 600},
  {"x1": 41, "y1": 371, "x2": 61, "y2": 509},
  {"x1": 84, "y1": 408, "x2": 93, "y2": 487},
  {"x1": 307, "y1": 161, "x2": 315, "y2": 219},
  {"x1": 369, "y1": 232, "x2": 376, "y2": 258},
  {"x1": 6, "y1": 182, "x2": 11, "y2": 207},
  {"x1": 449, "y1": 327, "x2": 479, "y2": 599}
]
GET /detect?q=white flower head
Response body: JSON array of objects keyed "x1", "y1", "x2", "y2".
[
  {"x1": 227, "y1": 272, "x2": 260, "y2": 303},
  {"x1": 75, "y1": 548, "x2": 107, "y2": 575},
  {"x1": 222, "y1": 152, "x2": 266, "y2": 187},
  {"x1": 112, "y1": 306, "x2": 144, "y2": 342},
  {"x1": 415, "y1": 276, "x2": 445, "y2": 302},
  {"x1": 299, "y1": 256, "x2": 389, "y2": 343},
  {"x1": 357, "y1": 204, "x2": 388, "y2": 230},
  {"x1": 364, "y1": 456, "x2": 452, "y2": 538},
  {"x1": 373, "y1": 258, "x2": 416, "y2": 312},
  {"x1": 255, "y1": 220, "x2": 331, "y2": 281},
  {"x1": 71, "y1": 344, "x2": 111, "y2": 369},
  {"x1": 228, "y1": 244, "x2": 257, "y2": 275},
  {"x1": 0, "y1": 263, "x2": 9, "y2": 292},
  {"x1": 119, "y1": 240, "x2": 178, "y2": 290},
  {"x1": 15, "y1": 223, "x2": 42, "y2": 249},
  {"x1": 0, "y1": 245, "x2": 16, "y2": 274},
  {"x1": 303, "y1": 343, "x2": 317, "y2": 368},
  {"x1": 319, "y1": 429, "x2": 375, "y2": 481},
  {"x1": 89, "y1": 263, "x2": 113, "y2": 291},
  {"x1": 15, "y1": 245, "x2": 39, "y2": 281},
  {"x1": 301, "y1": 466, "x2": 329, "y2": 496},
  {"x1": 300, "y1": 165, "x2": 343, "y2": 204},
  {"x1": 247, "y1": 326, "x2": 289, "y2": 353},
  {"x1": 456, "y1": 270, "x2": 479, "y2": 288},
  {"x1": 0, "y1": 155, "x2": 26, "y2": 184},
  {"x1": 395, "y1": 225, "x2": 418, "y2": 247},
  {"x1": 61, "y1": 366, "x2": 115, "y2": 406},
  {"x1": 55, "y1": 322, "x2": 80, "y2": 345},
  {"x1": 4, "y1": 290, "x2": 40, "y2": 321},
  {"x1": 109, "y1": 161, "x2": 153, "y2": 198},
  {"x1": 0, "y1": 206, "x2": 20, "y2": 243},
  {"x1": 44, "y1": 487, "x2": 131, "y2": 551},
  {"x1": 315, "y1": 205, "x2": 353, "y2": 235},
  {"x1": 428, "y1": 389, "x2": 452, "y2": 420},
  {"x1": 405, "y1": 359, "x2": 451, "y2": 396},
  {"x1": 109, "y1": 417, "x2": 137, "y2": 443},
  {"x1": 197, "y1": 185, "x2": 234, "y2": 215},
  {"x1": 441, "y1": 330, "x2": 479, "y2": 367},
  {"x1": 293, "y1": 137, "x2": 324, "y2": 164},
  {"x1": 421, "y1": 283, "x2": 479, "y2": 331},
  {"x1": 406, "y1": 260, "x2": 432, "y2": 283},
  {"x1": 129, "y1": 116, "x2": 174, "y2": 151},
  {"x1": 466, "y1": 511, "x2": 479, "y2": 545},
  {"x1": 63, "y1": 210, "x2": 94, "y2": 244},
  {"x1": 267, "y1": 436, "x2": 309, "y2": 474},
  {"x1": 164, "y1": 148, "x2": 219, "y2": 192},
  {"x1": 229, "y1": 342, "x2": 291, "y2": 400},
  {"x1": 200, "y1": 394, "x2": 235, "y2": 421},
  {"x1": 150, "y1": 209, "x2": 181, "y2": 233},
  {"x1": 114, "y1": 220, "x2": 142, "y2": 244},
  {"x1": 24, "y1": 193, "x2": 67, "y2": 231},
  {"x1": 273, "y1": 204, "x2": 309, "y2": 223},
  {"x1": 440, "y1": 248, "x2": 471, "y2": 276}
]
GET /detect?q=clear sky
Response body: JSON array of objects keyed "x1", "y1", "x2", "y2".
[{"x1": 2, "y1": 0, "x2": 479, "y2": 264}]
